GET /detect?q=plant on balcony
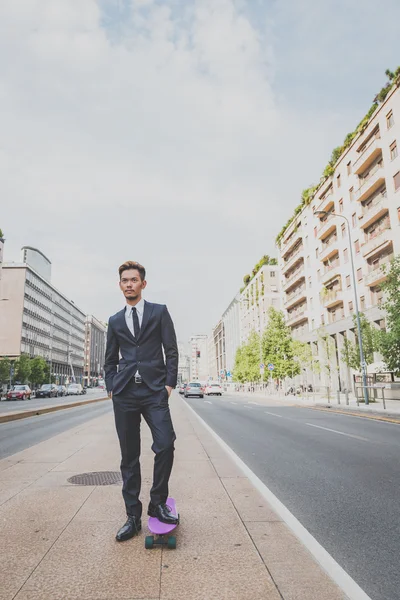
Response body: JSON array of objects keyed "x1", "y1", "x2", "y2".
[
  {"x1": 0, "y1": 228, "x2": 4, "y2": 239},
  {"x1": 275, "y1": 66, "x2": 400, "y2": 248},
  {"x1": 376, "y1": 256, "x2": 400, "y2": 375},
  {"x1": 243, "y1": 274, "x2": 251, "y2": 285}
]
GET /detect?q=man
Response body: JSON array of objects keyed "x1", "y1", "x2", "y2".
[{"x1": 105, "y1": 261, "x2": 179, "y2": 542}]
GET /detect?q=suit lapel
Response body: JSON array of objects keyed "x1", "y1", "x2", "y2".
[
  {"x1": 117, "y1": 308, "x2": 136, "y2": 343},
  {"x1": 138, "y1": 300, "x2": 153, "y2": 341}
]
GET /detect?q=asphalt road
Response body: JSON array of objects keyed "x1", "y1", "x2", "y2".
[
  {"x1": 0, "y1": 399, "x2": 113, "y2": 459},
  {"x1": 184, "y1": 392, "x2": 400, "y2": 600},
  {"x1": 0, "y1": 389, "x2": 107, "y2": 414}
]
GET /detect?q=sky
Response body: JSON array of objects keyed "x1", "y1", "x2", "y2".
[{"x1": 1, "y1": 0, "x2": 399, "y2": 345}]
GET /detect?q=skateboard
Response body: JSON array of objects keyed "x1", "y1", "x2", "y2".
[{"x1": 145, "y1": 497, "x2": 179, "y2": 550}]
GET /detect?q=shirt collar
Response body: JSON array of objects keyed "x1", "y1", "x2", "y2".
[{"x1": 126, "y1": 297, "x2": 145, "y2": 316}]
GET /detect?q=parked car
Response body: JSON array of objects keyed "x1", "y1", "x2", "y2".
[
  {"x1": 205, "y1": 383, "x2": 223, "y2": 396},
  {"x1": 6, "y1": 384, "x2": 32, "y2": 400},
  {"x1": 36, "y1": 383, "x2": 59, "y2": 398},
  {"x1": 178, "y1": 383, "x2": 187, "y2": 395},
  {"x1": 184, "y1": 382, "x2": 204, "y2": 398},
  {"x1": 67, "y1": 383, "x2": 84, "y2": 395},
  {"x1": 57, "y1": 385, "x2": 67, "y2": 397}
]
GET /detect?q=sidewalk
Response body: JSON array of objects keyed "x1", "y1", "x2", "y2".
[
  {"x1": 233, "y1": 389, "x2": 400, "y2": 421},
  {"x1": 0, "y1": 394, "x2": 347, "y2": 600}
]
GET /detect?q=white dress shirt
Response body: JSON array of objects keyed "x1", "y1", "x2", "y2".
[{"x1": 125, "y1": 298, "x2": 144, "y2": 376}]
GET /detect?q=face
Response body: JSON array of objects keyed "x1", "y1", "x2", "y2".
[{"x1": 119, "y1": 269, "x2": 147, "y2": 302}]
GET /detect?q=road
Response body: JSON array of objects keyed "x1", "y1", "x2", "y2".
[
  {"x1": 0, "y1": 388, "x2": 107, "y2": 414},
  {"x1": 184, "y1": 392, "x2": 400, "y2": 600},
  {"x1": 0, "y1": 399, "x2": 113, "y2": 459}
]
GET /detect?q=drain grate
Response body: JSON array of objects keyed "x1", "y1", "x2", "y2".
[{"x1": 67, "y1": 471, "x2": 122, "y2": 486}]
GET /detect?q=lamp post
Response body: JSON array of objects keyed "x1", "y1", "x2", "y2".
[{"x1": 314, "y1": 210, "x2": 369, "y2": 405}]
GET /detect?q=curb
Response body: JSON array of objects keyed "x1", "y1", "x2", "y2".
[
  {"x1": 0, "y1": 396, "x2": 110, "y2": 424},
  {"x1": 305, "y1": 405, "x2": 400, "y2": 424}
]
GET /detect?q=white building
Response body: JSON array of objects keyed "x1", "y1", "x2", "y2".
[
  {"x1": 222, "y1": 293, "x2": 241, "y2": 378},
  {"x1": 189, "y1": 334, "x2": 208, "y2": 381},
  {"x1": 277, "y1": 83, "x2": 400, "y2": 392},
  {"x1": 84, "y1": 315, "x2": 107, "y2": 387},
  {"x1": 177, "y1": 342, "x2": 190, "y2": 383}
]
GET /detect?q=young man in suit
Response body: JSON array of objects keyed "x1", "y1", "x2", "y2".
[{"x1": 105, "y1": 261, "x2": 179, "y2": 541}]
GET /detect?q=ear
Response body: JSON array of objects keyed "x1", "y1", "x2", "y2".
[{"x1": 142, "y1": 280, "x2": 147, "y2": 289}]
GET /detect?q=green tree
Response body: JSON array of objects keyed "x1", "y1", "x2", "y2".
[
  {"x1": 341, "y1": 314, "x2": 377, "y2": 370},
  {"x1": 0, "y1": 357, "x2": 11, "y2": 390},
  {"x1": 233, "y1": 331, "x2": 261, "y2": 382},
  {"x1": 262, "y1": 308, "x2": 299, "y2": 380},
  {"x1": 377, "y1": 256, "x2": 400, "y2": 375},
  {"x1": 0, "y1": 228, "x2": 4, "y2": 238},
  {"x1": 14, "y1": 354, "x2": 32, "y2": 384},
  {"x1": 30, "y1": 356, "x2": 47, "y2": 387}
]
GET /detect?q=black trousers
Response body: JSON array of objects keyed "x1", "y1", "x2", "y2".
[{"x1": 112, "y1": 379, "x2": 176, "y2": 519}]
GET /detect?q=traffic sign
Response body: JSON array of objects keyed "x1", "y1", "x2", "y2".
[
  {"x1": 260, "y1": 363, "x2": 265, "y2": 369},
  {"x1": 268, "y1": 363, "x2": 274, "y2": 371},
  {"x1": 226, "y1": 371, "x2": 231, "y2": 377}
]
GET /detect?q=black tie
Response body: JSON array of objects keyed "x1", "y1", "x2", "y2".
[{"x1": 131, "y1": 307, "x2": 140, "y2": 338}]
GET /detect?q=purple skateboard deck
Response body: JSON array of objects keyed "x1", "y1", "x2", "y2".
[{"x1": 148, "y1": 497, "x2": 178, "y2": 535}]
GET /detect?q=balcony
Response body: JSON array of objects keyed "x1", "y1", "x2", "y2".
[
  {"x1": 321, "y1": 288, "x2": 343, "y2": 309},
  {"x1": 355, "y1": 166, "x2": 386, "y2": 203},
  {"x1": 364, "y1": 253, "x2": 393, "y2": 287},
  {"x1": 317, "y1": 214, "x2": 338, "y2": 240},
  {"x1": 286, "y1": 306, "x2": 308, "y2": 327},
  {"x1": 281, "y1": 226, "x2": 302, "y2": 258},
  {"x1": 321, "y1": 262, "x2": 341, "y2": 285},
  {"x1": 361, "y1": 226, "x2": 392, "y2": 259},
  {"x1": 282, "y1": 245, "x2": 304, "y2": 275},
  {"x1": 284, "y1": 286, "x2": 307, "y2": 310},
  {"x1": 359, "y1": 194, "x2": 388, "y2": 230},
  {"x1": 354, "y1": 136, "x2": 382, "y2": 175},
  {"x1": 316, "y1": 188, "x2": 334, "y2": 215},
  {"x1": 319, "y1": 238, "x2": 339, "y2": 262},
  {"x1": 282, "y1": 267, "x2": 305, "y2": 292}
]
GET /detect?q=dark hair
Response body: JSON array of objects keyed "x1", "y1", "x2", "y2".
[{"x1": 118, "y1": 261, "x2": 146, "y2": 281}]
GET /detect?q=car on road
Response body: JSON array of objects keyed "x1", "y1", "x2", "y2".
[
  {"x1": 67, "y1": 383, "x2": 84, "y2": 395},
  {"x1": 6, "y1": 385, "x2": 32, "y2": 400},
  {"x1": 178, "y1": 383, "x2": 187, "y2": 395},
  {"x1": 184, "y1": 382, "x2": 204, "y2": 398},
  {"x1": 57, "y1": 385, "x2": 67, "y2": 397},
  {"x1": 205, "y1": 383, "x2": 223, "y2": 396},
  {"x1": 36, "y1": 383, "x2": 59, "y2": 398}
]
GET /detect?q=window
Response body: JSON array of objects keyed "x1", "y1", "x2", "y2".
[
  {"x1": 308, "y1": 276, "x2": 312, "y2": 288},
  {"x1": 314, "y1": 226, "x2": 317, "y2": 237},
  {"x1": 346, "y1": 275, "x2": 351, "y2": 288},
  {"x1": 321, "y1": 314, "x2": 325, "y2": 325},
  {"x1": 347, "y1": 161, "x2": 352, "y2": 175},
  {"x1": 307, "y1": 256, "x2": 311, "y2": 267},
  {"x1": 360, "y1": 296, "x2": 365, "y2": 310},
  {"x1": 310, "y1": 297, "x2": 313, "y2": 308},
  {"x1": 398, "y1": 207, "x2": 400, "y2": 222},
  {"x1": 339, "y1": 198, "x2": 343, "y2": 212},
  {"x1": 349, "y1": 187, "x2": 354, "y2": 201},
  {"x1": 352, "y1": 213, "x2": 357, "y2": 227},
  {"x1": 355, "y1": 239, "x2": 360, "y2": 254},
  {"x1": 315, "y1": 248, "x2": 319, "y2": 258},
  {"x1": 337, "y1": 174, "x2": 341, "y2": 188},
  {"x1": 317, "y1": 269, "x2": 321, "y2": 281},
  {"x1": 357, "y1": 268, "x2": 363, "y2": 282},
  {"x1": 390, "y1": 141, "x2": 398, "y2": 160},
  {"x1": 394, "y1": 171, "x2": 400, "y2": 192},
  {"x1": 341, "y1": 223, "x2": 346, "y2": 237},
  {"x1": 305, "y1": 235, "x2": 308, "y2": 245},
  {"x1": 387, "y1": 110, "x2": 394, "y2": 129},
  {"x1": 344, "y1": 248, "x2": 348, "y2": 262},
  {"x1": 311, "y1": 319, "x2": 315, "y2": 330},
  {"x1": 270, "y1": 271, "x2": 275, "y2": 278},
  {"x1": 349, "y1": 301, "x2": 353, "y2": 313}
]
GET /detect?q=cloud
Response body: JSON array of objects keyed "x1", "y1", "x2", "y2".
[{"x1": 1, "y1": 0, "x2": 399, "y2": 342}]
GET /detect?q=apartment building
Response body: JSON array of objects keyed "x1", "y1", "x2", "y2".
[
  {"x1": 189, "y1": 334, "x2": 208, "y2": 381},
  {"x1": 222, "y1": 293, "x2": 241, "y2": 378},
  {"x1": 84, "y1": 315, "x2": 107, "y2": 386},
  {"x1": 240, "y1": 264, "x2": 282, "y2": 344},
  {"x1": 177, "y1": 342, "x2": 190, "y2": 384},
  {"x1": 277, "y1": 84, "x2": 400, "y2": 391},
  {"x1": 0, "y1": 246, "x2": 86, "y2": 383}
]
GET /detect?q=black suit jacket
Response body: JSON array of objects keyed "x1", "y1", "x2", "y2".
[{"x1": 104, "y1": 301, "x2": 178, "y2": 396}]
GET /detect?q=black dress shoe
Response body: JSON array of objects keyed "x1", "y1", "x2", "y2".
[
  {"x1": 147, "y1": 502, "x2": 178, "y2": 524},
  {"x1": 116, "y1": 516, "x2": 142, "y2": 542}
]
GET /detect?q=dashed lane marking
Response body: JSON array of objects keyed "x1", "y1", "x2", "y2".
[{"x1": 305, "y1": 423, "x2": 369, "y2": 441}]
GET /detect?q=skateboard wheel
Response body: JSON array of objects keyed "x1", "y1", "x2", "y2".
[
  {"x1": 167, "y1": 536, "x2": 176, "y2": 550},
  {"x1": 145, "y1": 536, "x2": 155, "y2": 549}
]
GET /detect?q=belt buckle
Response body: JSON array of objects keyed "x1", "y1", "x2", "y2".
[{"x1": 135, "y1": 374, "x2": 143, "y2": 384}]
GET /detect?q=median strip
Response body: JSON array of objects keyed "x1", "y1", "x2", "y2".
[{"x1": 0, "y1": 396, "x2": 110, "y2": 424}]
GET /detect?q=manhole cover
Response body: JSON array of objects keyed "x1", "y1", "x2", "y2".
[{"x1": 67, "y1": 471, "x2": 122, "y2": 486}]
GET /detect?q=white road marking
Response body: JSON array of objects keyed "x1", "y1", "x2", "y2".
[
  {"x1": 244, "y1": 405, "x2": 252, "y2": 409},
  {"x1": 184, "y1": 402, "x2": 372, "y2": 600},
  {"x1": 264, "y1": 411, "x2": 283, "y2": 418},
  {"x1": 306, "y1": 423, "x2": 369, "y2": 441},
  {"x1": 204, "y1": 400, "x2": 212, "y2": 405},
  {"x1": 248, "y1": 401, "x2": 260, "y2": 405},
  {"x1": 230, "y1": 402, "x2": 237, "y2": 405}
]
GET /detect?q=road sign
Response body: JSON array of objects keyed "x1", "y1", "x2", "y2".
[
  {"x1": 226, "y1": 371, "x2": 231, "y2": 377},
  {"x1": 220, "y1": 369, "x2": 225, "y2": 375},
  {"x1": 268, "y1": 363, "x2": 274, "y2": 371},
  {"x1": 260, "y1": 363, "x2": 265, "y2": 369}
]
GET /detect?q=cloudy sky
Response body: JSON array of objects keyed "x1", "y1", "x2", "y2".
[{"x1": 1, "y1": 0, "x2": 399, "y2": 345}]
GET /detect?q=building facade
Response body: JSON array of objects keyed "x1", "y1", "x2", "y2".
[
  {"x1": 189, "y1": 334, "x2": 208, "y2": 381},
  {"x1": 222, "y1": 294, "x2": 241, "y2": 378},
  {"x1": 84, "y1": 315, "x2": 107, "y2": 387},
  {"x1": 177, "y1": 342, "x2": 190, "y2": 384},
  {"x1": 277, "y1": 84, "x2": 400, "y2": 391},
  {"x1": 0, "y1": 246, "x2": 86, "y2": 384}
]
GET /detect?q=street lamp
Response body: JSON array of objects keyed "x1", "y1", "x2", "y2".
[{"x1": 314, "y1": 210, "x2": 369, "y2": 405}]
